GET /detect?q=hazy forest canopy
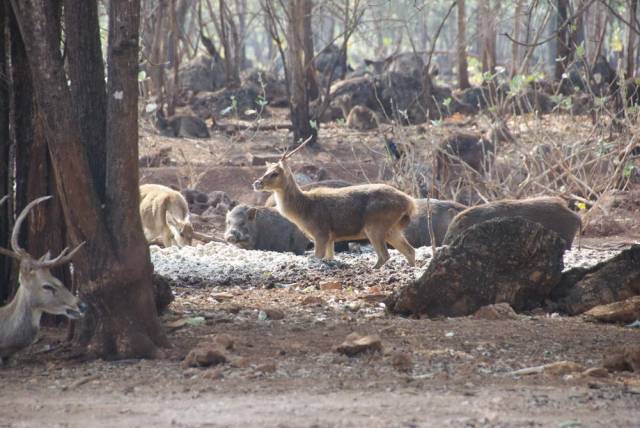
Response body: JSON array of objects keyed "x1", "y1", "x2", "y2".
[{"x1": 0, "y1": 0, "x2": 639, "y2": 426}]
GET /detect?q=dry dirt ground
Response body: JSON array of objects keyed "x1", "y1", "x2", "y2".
[{"x1": 1, "y1": 116, "x2": 640, "y2": 427}]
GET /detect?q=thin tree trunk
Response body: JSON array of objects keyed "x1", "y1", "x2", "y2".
[
  {"x1": 219, "y1": 0, "x2": 240, "y2": 87},
  {"x1": 511, "y1": 0, "x2": 524, "y2": 77},
  {"x1": 167, "y1": 0, "x2": 179, "y2": 115},
  {"x1": 0, "y1": 0, "x2": 13, "y2": 304},
  {"x1": 555, "y1": 0, "x2": 572, "y2": 80},
  {"x1": 626, "y1": 0, "x2": 638, "y2": 79},
  {"x1": 479, "y1": 0, "x2": 497, "y2": 74},
  {"x1": 302, "y1": 0, "x2": 318, "y2": 100},
  {"x1": 236, "y1": 0, "x2": 247, "y2": 68},
  {"x1": 149, "y1": 0, "x2": 166, "y2": 97},
  {"x1": 456, "y1": 0, "x2": 470, "y2": 89},
  {"x1": 10, "y1": 0, "x2": 167, "y2": 359},
  {"x1": 287, "y1": 0, "x2": 317, "y2": 146}
]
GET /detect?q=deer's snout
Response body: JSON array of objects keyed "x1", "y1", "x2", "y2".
[
  {"x1": 78, "y1": 301, "x2": 89, "y2": 314},
  {"x1": 65, "y1": 300, "x2": 88, "y2": 319},
  {"x1": 252, "y1": 180, "x2": 264, "y2": 191}
]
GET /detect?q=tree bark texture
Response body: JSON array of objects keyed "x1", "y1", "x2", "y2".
[
  {"x1": 64, "y1": 0, "x2": 107, "y2": 198},
  {"x1": 456, "y1": 0, "x2": 470, "y2": 89}
]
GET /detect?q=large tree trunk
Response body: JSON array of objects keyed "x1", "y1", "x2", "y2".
[
  {"x1": 10, "y1": 0, "x2": 70, "y2": 320},
  {"x1": 456, "y1": 0, "x2": 470, "y2": 89},
  {"x1": 0, "y1": 0, "x2": 13, "y2": 304},
  {"x1": 287, "y1": 0, "x2": 317, "y2": 146},
  {"x1": 10, "y1": 0, "x2": 168, "y2": 359},
  {"x1": 626, "y1": 0, "x2": 638, "y2": 79}
]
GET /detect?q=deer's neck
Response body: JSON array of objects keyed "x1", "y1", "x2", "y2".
[
  {"x1": 274, "y1": 177, "x2": 309, "y2": 220},
  {"x1": 0, "y1": 286, "x2": 42, "y2": 355}
]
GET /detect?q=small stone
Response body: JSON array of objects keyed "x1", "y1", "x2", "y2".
[
  {"x1": 202, "y1": 367, "x2": 224, "y2": 380},
  {"x1": 473, "y1": 303, "x2": 519, "y2": 320},
  {"x1": 390, "y1": 352, "x2": 413, "y2": 372},
  {"x1": 212, "y1": 292, "x2": 235, "y2": 301},
  {"x1": 215, "y1": 334, "x2": 234, "y2": 350},
  {"x1": 255, "y1": 362, "x2": 277, "y2": 373},
  {"x1": 346, "y1": 301, "x2": 362, "y2": 312},
  {"x1": 182, "y1": 345, "x2": 227, "y2": 368},
  {"x1": 263, "y1": 308, "x2": 285, "y2": 320},
  {"x1": 584, "y1": 296, "x2": 640, "y2": 324},
  {"x1": 301, "y1": 295, "x2": 324, "y2": 306},
  {"x1": 582, "y1": 367, "x2": 609, "y2": 378},
  {"x1": 335, "y1": 333, "x2": 383, "y2": 357},
  {"x1": 320, "y1": 281, "x2": 343, "y2": 291}
]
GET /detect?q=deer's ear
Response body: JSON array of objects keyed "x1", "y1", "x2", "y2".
[
  {"x1": 39, "y1": 251, "x2": 52, "y2": 262},
  {"x1": 247, "y1": 208, "x2": 257, "y2": 221}
]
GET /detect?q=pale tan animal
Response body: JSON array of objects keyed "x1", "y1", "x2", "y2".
[
  {"x1": 252, "y1": 143, "x2": 416, "y2": 268},
  {"x1": 0, "y1": 196, "x2": 86, "y2": 364},
  {"x1": 140, "y1": 184, "x2": 193, "y2": 247}
]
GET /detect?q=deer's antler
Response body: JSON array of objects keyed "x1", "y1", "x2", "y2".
[
  {"x1": 10, "y1": 196, "x2": 52, "y2": 259},
  {"x1": 32, "y1": 241, "x2": 85, "y2": 269},
  {"x1": 280, "y1": 136, "x2": 314, "y2": 162},
  {"x1": 0, "y1": 196, "x2": 85, "y2": 267}
]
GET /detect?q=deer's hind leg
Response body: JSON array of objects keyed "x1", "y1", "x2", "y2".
[{"x1": 386, "y1": 227, "x2": 416, "y2": 267}]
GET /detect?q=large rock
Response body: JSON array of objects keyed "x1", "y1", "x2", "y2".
[
  {"x1": 583, "y1": 296, "x2": 640, "y2": 323},
  {"x1": 551, "y1": 246, "x2": 640, "y2": 315},
  {"x1": 386, "y1": 217, "x2": 566, "y2": 317}
]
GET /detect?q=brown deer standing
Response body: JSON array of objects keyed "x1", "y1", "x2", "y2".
[
  {"x1": 253, "y1": 140, "x2": 416, "y2": 268},
  {"x1": 0, "y1": 196, "x2": 86, "y2": 364}
]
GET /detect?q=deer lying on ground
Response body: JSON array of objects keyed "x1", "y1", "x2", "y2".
[
  {"x1": 0, "y1": 196, "x2": 87, "y2": 365},
  {"x1": 253, "y1": 139, "x2": 416, "y2": 268},
  {"x1": 140, "y1": 184, "x2": 194, "y2": 247}
]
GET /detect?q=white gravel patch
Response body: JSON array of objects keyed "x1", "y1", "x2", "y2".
[{"x1": 151, "y1": 242, "x2": 623, "y2": 288}]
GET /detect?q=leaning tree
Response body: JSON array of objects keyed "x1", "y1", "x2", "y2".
[{"x1": 9, "y1": 0, "x2": 167, "y2": 358}]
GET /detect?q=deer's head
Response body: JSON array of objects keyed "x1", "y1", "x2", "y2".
[
  {"x1": 0, "y1": 196, "x2": 87, "y2": 319},
  {"x1": 253, "y1": 161, "x2": 289, "y2": 192},
  {"x1": 252, "y1": 137, "x2": 313, "y2": 192}
]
